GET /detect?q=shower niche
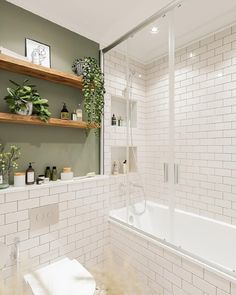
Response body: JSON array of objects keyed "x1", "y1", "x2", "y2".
[
  {"x1": 111, "y1": 95, "x2": 137, "y2": 128},
  {"x1": 111, "y1": 146, "x2": 137, "y2": 174}
]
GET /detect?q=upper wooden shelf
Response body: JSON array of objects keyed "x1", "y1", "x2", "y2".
[
  {"x1": 0, "y1": 112, "x2": 97, "y2": 129},
  {"x1": 0, "y1": 54, "x2": 83, "y2": 89}
]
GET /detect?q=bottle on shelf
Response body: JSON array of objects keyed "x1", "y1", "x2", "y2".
[
  {"x1": 112, "y1": 160, "x2": 119, "y2": 175},
  {"x1": 45, "y1": 166, "x2": 51, "y2": 180},
  {"x1": 61, "y1": 103, "x2": 69, "y2": 120},
  {"x1": 71, "y1": 110, "x2": 77, "y2": 121},
  {"x1": 51, "y1": 166, "x2": 58, "y2": 181},
  {"x1": 76, "y1": 104, "x2": 83, "y2": 121},
  {"x1": 111, "y1": 114, "x2": 116, "y2": 126},
  {"x1": 26, "y1": 162, "x2": 35, "y2": 185},
  {"x1": 118, "y1": 116, "x2": 122, "y2": 126},
  {"x1": 123, "y1": 160, "x2": 127, "y2": 174}
]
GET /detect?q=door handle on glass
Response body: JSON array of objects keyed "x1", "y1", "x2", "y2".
[
  {"x1": 174, "y1": 164, "x2": 179, "y2": 184},
  {"x1": 164, "y1": 163, "x2": 168, "y2": 183}
]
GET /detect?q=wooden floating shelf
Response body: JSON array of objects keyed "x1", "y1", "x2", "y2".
[
  {"x1": 0, "y1": 54, "x2": 83, "y2": 89},
  {"x1": 0, "y1": 112, "x2": 98, "y2": 129}
]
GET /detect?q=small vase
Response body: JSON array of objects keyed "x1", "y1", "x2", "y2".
[
  {"x1": 76, "y1": 62, "x2": 84, "y2": 76},
  {"x1": 16, "y1": 102, "x2": 33, "y2": 116},
  {"x1": 72, "y1": 60, "x2": 84, "y2": 76},
  {"x1": 0, "y1": 171, "x2": 9, "y2": 189}
]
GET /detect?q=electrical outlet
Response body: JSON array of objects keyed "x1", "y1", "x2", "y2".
[{"x1": 29, "y1": 204, "x2": 59, "y2": 231}]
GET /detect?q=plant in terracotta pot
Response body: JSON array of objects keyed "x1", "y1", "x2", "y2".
[
  {"x1": 72, "y1": 57, "x2": 105, "y2": 129},
  {"x1": 4, "y1": 79, "x2": 51, "y2": 122},
  {"x1": 0, "y1": 144, "x2": 20, "y2": 189}
]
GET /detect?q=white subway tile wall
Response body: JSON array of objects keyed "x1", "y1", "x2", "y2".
[
  {"x1": 104, "y1": 24, "x2": 236, "y2": 223},
  {"x1": 0, "y1": 177, "x2": 109, "y2": 281},
  {"x1": 104, "y1": 50, "x2": 147, "y2": 210}
]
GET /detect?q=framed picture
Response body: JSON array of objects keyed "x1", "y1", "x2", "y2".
[{"x1": 25, "y1": 38, "x2": 51, "y2": 68}]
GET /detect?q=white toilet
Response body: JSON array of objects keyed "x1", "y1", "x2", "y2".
[{"x1": 24, "y1": 258, "x2": 96, "y2": 295}]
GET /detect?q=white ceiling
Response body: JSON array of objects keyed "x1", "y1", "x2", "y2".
[
  {"x1": 6, "y1": 0, "x2": 172, "y2": 47},
  {"x1": 117, "y1": 0, "x2": 236, "y2": 63},
  {"x1": 7, "y1": 0, "x2": 236, "y2": 63}
]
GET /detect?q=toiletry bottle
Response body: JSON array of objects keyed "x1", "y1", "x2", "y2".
[
  {"x1": 51, "y1": 166, "x2": 58, "y2": 181},
  {"x1": 76, "y1": 104, "x2": 83, "y2": 121},
  {"x1": 71, "y1": 110, "x2": 77, "y2": 121},
  {"x1": 26, "y1": 162, "x2": 35, "y2": 185},
  {"x1": 123, "y1": 160, "x2": 127, "y2": 174},
  {"x1": 61, "y1": 103, "x2": 69, "y2": 120},
  {"x1": 45, "y1": 166, "x2": 51, "y2": 179},
  {"x1": 112, "y1": 160, "x2": 119, "y2": 175},
  {"x1": 118, "y1": 116, "x2": 122, "y2": 126},
  {"x1": 111, "y1": 114, "x2": 116, "y2": 125}
]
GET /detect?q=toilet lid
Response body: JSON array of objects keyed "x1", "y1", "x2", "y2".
[{"x1": 24, "y1": 258, "x2": 96, "y2": 295}]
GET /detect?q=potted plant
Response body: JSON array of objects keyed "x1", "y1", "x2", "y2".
[
  {"x1": 4, "y1": 79, "x2": 51, "y2": 122},
  {"x1": 72, "y1": 57, "x2": 105, "y2": 129},
  {"x1": 0, "y1": 144, "x2": 20, "y2": 189}
]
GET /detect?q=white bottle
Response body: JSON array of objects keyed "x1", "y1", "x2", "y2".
[
  {"x1": 112, "y1": 160, "x2": 119, "y2": 175},
  {"x1": 122, "y1": 160, "x2": 127, "y2": 174},
  {"x1": 76, "y1": 104, "x2": 83, "y2": 121}
]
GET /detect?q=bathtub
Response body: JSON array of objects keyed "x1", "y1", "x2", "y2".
[{"x1": 109, "y1": 201, "x2": 236, "y2": 283}]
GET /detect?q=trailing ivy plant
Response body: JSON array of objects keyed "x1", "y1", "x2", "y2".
[
  {"x1": 4, "y1": 79, "x2": 51, "y2": 122},
  {"x1": 73, "y1": 57, "x2": 105, "y2": 130}
]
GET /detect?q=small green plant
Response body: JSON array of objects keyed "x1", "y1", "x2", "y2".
[
  {"x1": 4, "y1": 79, "x2": 51, "y2": 122},
  {"x1": 0, "y1": 144, "x2": 20, "y2": 188},
  {"x1": 0, "y1": 144, "x2": 20, "y2": 173},
  {"x1": 72, "y1": 57, "x2": 105, "y2": 129}
]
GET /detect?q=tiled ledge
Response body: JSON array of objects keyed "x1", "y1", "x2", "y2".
[{"x1": 0, "y1": 175, "x2": 109, "y2": 195}]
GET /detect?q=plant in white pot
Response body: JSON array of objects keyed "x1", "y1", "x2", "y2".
[{"x1": 4, "y1": 79, "x2": 51, "y2": 122}]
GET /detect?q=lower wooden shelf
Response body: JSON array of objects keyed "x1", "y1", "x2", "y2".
[{"x1": 0, "y1": 112, "x2": 98, "y2": 129}]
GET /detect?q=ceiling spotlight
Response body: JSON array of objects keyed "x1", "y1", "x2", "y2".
[
  {"x1": 138, "y1": 74, "x2": 142, "y2": 78},
  {"x1": 151, "y1": 27, "x2": 159, "y2": 34},
  {"x1": 189, "y1": 52, "x2": 194, "y2": 58},
  {"x1": 217, "y1": 72, "x2": 223, "y2": 77}
]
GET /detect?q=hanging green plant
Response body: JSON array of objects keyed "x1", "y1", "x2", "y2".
[{"x1": 72, "y1": 57, "x2": 105, "y2": 129}]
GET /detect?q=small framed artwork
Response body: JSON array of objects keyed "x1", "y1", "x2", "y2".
[{"x1": 25, "y1": 38, "x2": 51, "y2": 68}]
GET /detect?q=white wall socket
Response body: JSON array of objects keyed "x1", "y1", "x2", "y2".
[{"x1": 29, "y1": 204, "x2": 59, "y2": 231}]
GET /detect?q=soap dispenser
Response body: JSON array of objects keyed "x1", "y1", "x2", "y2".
[
  {"x1": 61, "y1": 103, "x2": 69, "y2": 120},
  {"x1": 111, "y1": 114, "x2": 116, "y2": 126},
  {"x1": 26, "y1": 162, "x2": 35, "y2": 185}
]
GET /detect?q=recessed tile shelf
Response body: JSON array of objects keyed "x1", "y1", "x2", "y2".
[
  {"x1": 111, "y1": 146, "x2": 137, "y2": 174},
  {"x1": 0, "y1": 53, "x2": 83, "y2": 89},
  {"x1": 111, "y1": 95, "x2": 137, "y2": 128},
  {"x1": 0, "y1": 112, "x2": 97, "y2": 129}
]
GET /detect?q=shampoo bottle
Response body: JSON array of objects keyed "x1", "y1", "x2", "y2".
[
  {"x1": 26, "y1": 162, "x2": 35, "y2": 185},
  {"x1": 51, "y1": 166, "x2": 58, "y2": 181},
  {"x1": 111, "y1": 114, "x2": 116, "y2": 126},
  {"x1": 61, "y1": 103, "x2": 69, "y2": 120},
  {"x1": 76, "y1": 104, "x2": 83, "y2": 121},
  {"x1": 45, "y1": 166, "x2": 51, "y2": 179}
]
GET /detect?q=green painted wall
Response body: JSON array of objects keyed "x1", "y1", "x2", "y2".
[{"x1": 0, "y1": 1, "x2": 100, "y2": 179}]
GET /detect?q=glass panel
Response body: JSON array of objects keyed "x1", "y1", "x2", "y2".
[
  {"x1": 103, "y1": 12, "x2": 172, "y2": 222},
  {"x1": 103, "y1": 0, "x2": 236, "y2": 278},
  {"x1": 127, "y1": 14, "x2": 170, "y2": 214},
  {"x1": 173, "y1": 0, "x2": 236, "y2": 274}
]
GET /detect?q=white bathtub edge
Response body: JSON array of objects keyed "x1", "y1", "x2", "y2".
[{"x1": 109, "y1": 217, "x2": 236, "y2": 285}]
